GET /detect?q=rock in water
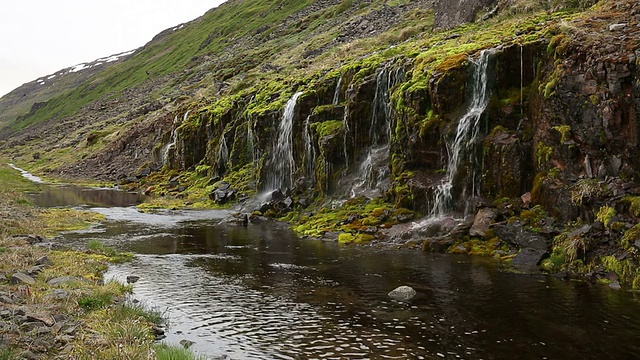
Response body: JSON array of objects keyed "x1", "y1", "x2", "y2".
[{"x1": 388, "y1": 286, "x2": 417, "y2": 301}]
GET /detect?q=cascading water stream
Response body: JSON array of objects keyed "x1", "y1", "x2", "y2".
[
  {"x1": 215, "y1": 134, "x2": 229, "y2": 177},
  {"x1": 431, "y1": 49, "x2": 495, "y2": 217},
  {"x1": 265, "y1": 91, "x2": 303, "y2": 191},
  {"x1": 162, "y1": 110, "x2": 190, "y2": 167},
  {"x1": 333, "y1": 75, "x2": 343, "y2": 105},
  {"x1": 350, "y1": 65, "x2": 403, "y2": 197},
  {"x1": 303, "y1": 116, "x2": 316, "y2": 183}
]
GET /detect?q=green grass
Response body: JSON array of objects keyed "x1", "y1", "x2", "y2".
[
  {"x1": 78, "y1": 290, "x2": 115, "y2": 311},
  {"x1": 154, "y1": 344, "x2": 205, "y2": 360},
  {"x1": 0, "y1": 349, "x2": 16, "y2": 360}
]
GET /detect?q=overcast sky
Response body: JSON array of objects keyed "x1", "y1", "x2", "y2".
[{"x1": 0, "y1": 0, "x2": 226, "y2": 97}]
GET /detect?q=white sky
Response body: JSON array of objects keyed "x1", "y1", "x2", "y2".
[{"x1": 0, "y1": 0, "x2": 227, "y2": 97}]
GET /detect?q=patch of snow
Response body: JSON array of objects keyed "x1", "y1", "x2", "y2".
[
  {"x1": 47, "y1": 74, "x2": 56, "y2": 80},
  {"x1": 70, "y1": 63, "x2": 89, "y2": 73}
]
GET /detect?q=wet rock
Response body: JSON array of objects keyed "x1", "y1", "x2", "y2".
[
  {"x1": 126, "y1": 275, "x2": 140, "y2": 284},
  {"x1": 511, "y1": 248, "x2": 547, "y2": 272},
  {"x1": 388, "y1": 286, "x2": 417, "y2": 302},
  {"x1": 609, "y1": 281, "x2": 622, "y2": 290},
  {"x1": 10, "y1": 273, "x2": 36, "y2": 285},
  {"x1": 209, "y1": 186, "x2": 236, "y2": 204},
  {"x1": 469, "y1": 208, "x2": 497, "y2": 237}
]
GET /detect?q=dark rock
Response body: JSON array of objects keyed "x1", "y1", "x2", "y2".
[
  {"x1": 10, "y1": 273, "x2": 36, "y2": 285},
  {"x1": 138, "y1": 167, "x2": 151, "y2": 178},
  {"x1": 494, "y1": 223, "x2": 548, "y2": 250},
  {"x1": 217, "y1": 181, "x2": 231, "y2": 190},
  {"x1": 511, "y1": 248, "x2": 547, "y2": 271},
  {"x1": 27, "y1": 265, "x2": 46, "y2": 276},
  {"x1": 388, "y1": 286, "x2": 417, "y2": 301},
  {"x1": 27, "y1": 235, "x2": 44, "y2": 244},
  {"x1": 592, "y1": 221, "x2": 605, "y2": 232},
  {"x1": 26, "y1": 313, "x2": 55, "y2": 327},
  {"x1": 126, "y1": 275, "x2": 140, "y2": 284},
  {"x1": 35, "y1": 256, "x2": 51, "y2": 266}
]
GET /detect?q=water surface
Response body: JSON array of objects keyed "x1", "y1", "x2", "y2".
[{"x1": 30, "y1": 185, "x2": 640, "y2": 360}]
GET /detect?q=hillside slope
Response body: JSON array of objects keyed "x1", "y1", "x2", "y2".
[{"x1": 2, "y1": 0, "x2": 640, "y2": 286}]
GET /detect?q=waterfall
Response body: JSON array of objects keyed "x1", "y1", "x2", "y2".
[
  {"x1": 215, "y1": 134, "x2": 229, "y2": 177},
  {"x1": 333, "y1": 75, "x2": 343, "y2": 105},
  {"x1": 247, "y1": 120, "x2": 256, "y2": 164},
  {"x1": 350, "y1": 65, "x2": 404, "y2": 197},
  {"x1": 341, "y1": 108, "x2": 350, "y2": 171},
  {"x1": 431, "y1": 49, "x2": 495, "y2": 217},
  {"x1": 303, "y1": 116, "x2": 317, "y2": 183},
  {"x1": 162, "y1": 111, "x2": 189, "y2": 167},
  {"x1": 266, "y1": 91, "x2": 303, "y2": 191}
]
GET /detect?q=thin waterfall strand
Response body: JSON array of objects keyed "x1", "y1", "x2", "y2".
[
  {"x1": 333, "y1": 75, "x2": 343, "y2": 105},
  {"x1": 431, "y1": 49, "x2": 495, "y2": 216},
  {"x1": 267, "y1": 91, "x2": 303, "y2": 191}
]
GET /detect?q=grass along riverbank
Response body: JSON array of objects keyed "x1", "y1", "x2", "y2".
[{"x1": 0, "y1": 162, "x2": 202, "y2": 360}]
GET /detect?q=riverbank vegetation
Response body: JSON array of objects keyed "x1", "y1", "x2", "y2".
[{"x1": 0, "y1": 162, "x2": 201, "y2": 359}]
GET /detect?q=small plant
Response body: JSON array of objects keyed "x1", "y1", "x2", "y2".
[
  {"x1": 78, "y1": 290, "x2": 114, "y2": 311},
  {"x1": 571, "y1": 179, "x2": 607, "y2": 205},
  {"x1": 154, "y1": 344, "x2": 205, "y2": 360}
]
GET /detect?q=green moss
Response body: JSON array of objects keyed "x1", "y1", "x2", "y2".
[
  {"x1": 540, "y1": 247, "x2": 566, "y2": 272},
  {"x1": 601, "y1": 255, "x2": 640, "y2": 289},
  {"x1": 552, "y1": 125, "x2": 571, "y2": 143},
  {"x1": 595, "y1": 206, "x2": 616, "y2": 227},
  {"x1": 621, "y1": 223, "x2": 640, "y2": 249},
  {"x1": 535, "y1": 142, "x2": 553, "y2": 167},
  {"x1": 622, "y1": 196, "x2": 640, "y2": 217},
  {"x1": 311, "y1": 120, "x2": 343, "y2": 138}
]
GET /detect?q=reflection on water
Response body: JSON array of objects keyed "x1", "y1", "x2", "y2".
[
  {"x1": 37, "y1": 183, "x2": 640, "y2": 359},
  {"x1": 30, "y1": 184, "x2": 143, "y2": 208}
]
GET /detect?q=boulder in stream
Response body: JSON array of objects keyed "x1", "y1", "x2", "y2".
[{"x1": 388, "y1": 286, "x2": 417, "y2": 302}]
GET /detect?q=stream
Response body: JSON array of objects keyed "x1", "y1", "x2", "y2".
[{"x1": 27, "y1": 182, "x2": 640, "y2": 359}]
